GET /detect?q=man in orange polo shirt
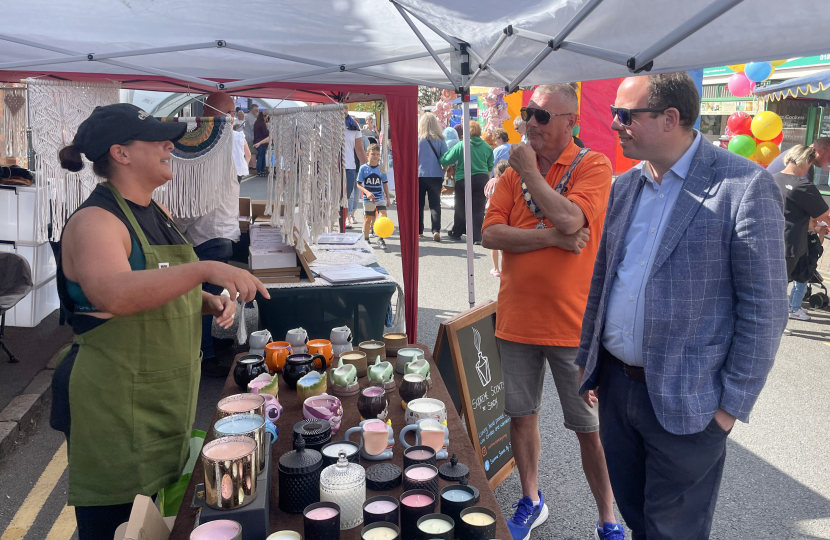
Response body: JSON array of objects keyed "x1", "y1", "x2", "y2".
[{"x1": 482, "y1": 84, "x2": 619, "y2": 540}]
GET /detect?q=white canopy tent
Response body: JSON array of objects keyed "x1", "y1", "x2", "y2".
[{"x1": 1, "y1": 0, "x2": 827, "y2": 336}]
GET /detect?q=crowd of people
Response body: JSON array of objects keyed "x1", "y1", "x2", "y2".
[{"x1": 412, "y1": 72, "x2": 804, "y2": 540}]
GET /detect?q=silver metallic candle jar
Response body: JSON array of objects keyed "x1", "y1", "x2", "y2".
[
  {"x1": 217, "y1": 393, "x2": 266, "y2": 420},
  {"x1": 201, "y1": 435, "x2": 258, "y2": 510}
]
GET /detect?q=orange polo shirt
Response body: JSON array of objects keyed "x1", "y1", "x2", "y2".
[{"x1": 482, "y1": 141, "x2": 612, "y2": 346}]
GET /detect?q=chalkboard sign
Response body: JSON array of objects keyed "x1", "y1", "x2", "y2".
[{"x1": 434, "y1": 301, "x2": 515, "y2": 489}]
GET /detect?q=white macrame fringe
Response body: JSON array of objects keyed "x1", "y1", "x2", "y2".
[
  {"x1": 153, "y1": 117, "x2": 235, "y2": 219},
  {"x1": 379, "y1": 101, "x2": 390, "y2": 174},
  {"x1": 266, "y1": 103, "x2": 346, "y2": 250},
  {"x1": 27, "y1": 78, "x2": 120, "y2": 242}
]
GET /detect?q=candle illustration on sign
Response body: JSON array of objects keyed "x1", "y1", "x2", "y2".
[{"x1": 472, "y1": 328, "x2": 491, "y2": 387}]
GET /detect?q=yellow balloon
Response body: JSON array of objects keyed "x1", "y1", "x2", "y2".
[
  {"x1": 751, "y1": 111, "x2": 783, "y2": 141},
  {"x1": 373, "y1": 216, "x2": 395, "y2": 238},
  {"x1": 728, "y1": 64, "x2": 746, "y2": 72},
  {"x1": 770, "y1": 59, "x2": 787, "y2": 67},
  {"x1": 752, "y1": 141, "x2": 781, "y2": 166}
]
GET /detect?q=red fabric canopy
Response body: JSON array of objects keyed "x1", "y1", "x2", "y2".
[{"x1": 7, "y1": 71, "x2": 421, "y2": 343}]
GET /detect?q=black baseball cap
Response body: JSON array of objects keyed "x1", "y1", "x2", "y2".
[{"x1": 72, "y1": 103, "x2": 187, "y2": 162}]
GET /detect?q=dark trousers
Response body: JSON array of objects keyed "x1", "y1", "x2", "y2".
[
  {"x1": 418, "y1": 176, "x2": 443, "y2": 234},
  {"x1": 450, "y1": 173, "x2": 488, "y2": 242},
  {"x1": 75, "y1": 501, "x2": 133, "y2": 540},
  {"x1": 598, "y1": 351, "x2": 729, "y2": 540},
  {"x1": 193, "y1": 238, "x2": 234, "y2": 360},
  {"x1": 256, "y1": 145, "x2": 267, "y2": 174}
]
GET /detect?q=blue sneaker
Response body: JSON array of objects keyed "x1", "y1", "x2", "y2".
[
  {"x1": 595, "y1": 521, "x2": 625, "y2": 540},
  {"x1": 507, "y1": 490, "x2": 549, "y2": 540}
]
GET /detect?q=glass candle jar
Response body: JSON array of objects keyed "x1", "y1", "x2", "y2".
[{"x1": 320, "y1": 451, "x2": 367, "y2": 529}]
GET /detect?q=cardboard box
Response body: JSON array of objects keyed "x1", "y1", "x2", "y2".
[
  {"x1": 239, "y1": 197, "x2": 251, "y2": 233},
  {"x1": 249, "y1": 245, "x2": 298, "y2": 270}
]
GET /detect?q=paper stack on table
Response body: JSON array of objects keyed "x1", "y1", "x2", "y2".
[
  {"x1": 315, "y1": 264, "x2": 386, "y2": 284},
  {"x1": 249, "y1": 222, "x2": 298, "y2": 271},
  {"x1": 316, "y1": 232, "x2": 364, "y2": 245}
]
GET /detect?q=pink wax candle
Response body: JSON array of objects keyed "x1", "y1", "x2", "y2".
[
  {"x1": 404, "y1": 449, "x2": 433, "y2": 460},
  {"x1": 405, "y1": 466, "x2": 438, "y2": 481},
  {"x1": 190, "y1": 519, "x2": 241, "y2": 540},
  {"x1": 306, "y1": 507, "x2": 340, "y2": 520},
  {"x1": 364, "y1": 500, "x2": 398, "y2": 514},
  {"x1": 219, "y1": 394, "x2": 264, "y2": 413},
  {"x1": 401, "y1": 494, "x2": 433, "y2": 508},
  {"x1": 364, "y1": 420, "x2": 388, "y2": 431},
  {"x1": 202, "y1": 440, "x2": 256, "y2": 460}
]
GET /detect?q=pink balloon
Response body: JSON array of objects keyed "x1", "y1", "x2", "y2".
[
  {"x1": 749, "y1": 81, "x2": 756, "y2": 92},
  {"x1": 728, "y1": 72, "x2": 752, "y2": 97}
]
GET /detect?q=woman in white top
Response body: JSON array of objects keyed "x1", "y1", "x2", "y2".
[
  {"x1": 232, "y1": 119, "x2": 251, "y2": 182},
  {"x1": 345, "y1": 114, "x2": 367, "y2": 227}
]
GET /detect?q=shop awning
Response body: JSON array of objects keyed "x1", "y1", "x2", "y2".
[{"x1": 754, "y1": 69, "x2": 830, "y2": 102}]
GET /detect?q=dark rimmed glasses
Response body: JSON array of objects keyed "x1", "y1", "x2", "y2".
[
  {"x1": 520, "y1": 107, "x2": 575, "y2": 125},
  {"x1": 610, "y1": 106, "x2": 669, "y2": 126}
]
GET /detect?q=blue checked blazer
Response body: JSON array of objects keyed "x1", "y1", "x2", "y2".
[{"x1": 575, "y1": 139, "x2": 788, "y2": 435}]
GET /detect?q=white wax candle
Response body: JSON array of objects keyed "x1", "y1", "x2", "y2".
[
  {"x1": 364, "y1": 500, "x2": 397, "y2": 514},
  {"x1": 419, "y1": 518, "x2": 452, "y2": 534},
  {"x1": 362, "y1": 344, "x2": 382, "y2": 349},
  {"x1": 362, "y1": 527, "x2": 398, "y2": 540},
  {"x1": 461, "y1": 512, "x2": 495, "y2": 526},
  {"x1": 405, "y1": 466, "x2": 437, "y2": 481},
  {"x1": 265, "y1": 532, "x2": 301, "y2": 540}
]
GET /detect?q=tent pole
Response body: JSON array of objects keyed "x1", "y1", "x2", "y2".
[
  {"x1": 557, "y1": 41, "x2": 631, "y2": 65},
  {"x1": 466, "y1": 48, "x2": 510, "y2": 86},
  {"x1": 550, "y1": 0, "x2": 605, "y2": 48},
  {"x1": 392, "y1": 3, "x2": 458, "y2": 90},
  {"x1": 507, "y1": 45, "x2": 553, "y2": 93},
  {"x1": 629, "y1": 0, "x2": 744, "y2": 72},
  {"x1": 391, "y1": 1, "x2": 460, "y2": 49},
  {"x1": 467, "y1": 31, "x2": 509, "y2": 87},
  {"x1": 0, "y1": 42, "x2": 218, "y2": 70},
  {"x1": 462, "y1": 94, "x2": 475, "y2": 308}
]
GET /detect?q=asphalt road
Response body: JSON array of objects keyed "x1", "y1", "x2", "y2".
[{"x1": 3, "y1": 195, "x2": 830, "y2": 540}]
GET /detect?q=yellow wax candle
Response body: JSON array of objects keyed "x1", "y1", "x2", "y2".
[
  {"x1": 461, "y1": 512, "x2": 495, "y2": 526},
  {"x1": 362, "y1": 526, "x2": 398, "y2": 540}
]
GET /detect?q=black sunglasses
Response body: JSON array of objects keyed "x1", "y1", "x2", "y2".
[
  {"x1": 521, "y1": 107, "x2": 575, "y2": 125},
  {"x1": 610, "y1": 106, "x2": 669, "y2": 126}
]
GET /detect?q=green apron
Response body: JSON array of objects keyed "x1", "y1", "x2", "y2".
[{"x1": 67, "y1": 183, "x2": 202, "y2": 506}]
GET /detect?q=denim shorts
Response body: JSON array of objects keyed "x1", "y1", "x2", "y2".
[{"x1": 498, "y1": 338, "x2": 599, "y2": 432}]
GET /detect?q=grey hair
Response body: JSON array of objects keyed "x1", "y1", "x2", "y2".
[
  {"x1": 784, "y1": 145, "x2": 817, "y2": 169},
  {"x1": 513, "y1": 116, "x2": 526, "y2": 128},
  {"x1": 532, "y1": 84, "x2": 579, "y2": 112}
]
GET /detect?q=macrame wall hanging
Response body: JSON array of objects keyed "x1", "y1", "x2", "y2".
[
  {"x1": 2, "y1": 86, "x2": 27, "y2": 160},
  {"x1": 266, "y1": 103, "x2": 346, "y2": 250},
  {"x1": 154, "y1": 116, "x2": 235, "y2": 218},
  {"x1": 27, "y1": 78, "x2": 120, "y2": 242}
]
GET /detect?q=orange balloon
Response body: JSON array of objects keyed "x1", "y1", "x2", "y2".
[{"x1": 752, "y1": 141, "x2": 781, "y2": 166}]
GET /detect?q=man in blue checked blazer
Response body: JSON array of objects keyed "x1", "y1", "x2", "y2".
[{"x1": 575, "y1": 73, "x2": 788, "y2": 540}]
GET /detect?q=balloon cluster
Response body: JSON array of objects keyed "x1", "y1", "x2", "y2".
[
  {"x1": 725, "y1": 110, "x2": 783, "y2": 166},
  {"x1": 432, "y1": 89, "x2": 457, "y2": 127},
  {"x1": 481, "y1": 88, "x2": 510, "y2": 134},
  {"x1": 726, "y1": 59, "x2": 786, "y2": 97}
]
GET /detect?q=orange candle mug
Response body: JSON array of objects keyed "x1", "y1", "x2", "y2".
[
  {"x1": 265, "y1": 342, "x2": 292, "y2": 373},
  {"x1": 307, "y1": 339, "x2": 333, "y2": 368}
]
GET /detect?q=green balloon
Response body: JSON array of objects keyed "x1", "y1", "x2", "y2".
[
  {"x1": 572, "y1": 125, "x2": 580, "y2": 136},
  {"x1": 728, "y1": 134, "x2": 756, "y2": 158}
]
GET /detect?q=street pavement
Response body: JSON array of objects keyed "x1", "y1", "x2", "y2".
[{"x1": 2, "y1": 196, "x2": 830, "y2": 539}]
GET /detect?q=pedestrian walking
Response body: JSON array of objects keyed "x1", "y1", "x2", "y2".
[{"x1": 418, "y1": 112, "x2": 448, "y2": 242}]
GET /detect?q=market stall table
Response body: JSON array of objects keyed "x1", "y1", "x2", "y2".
[{"x1": 169, "y1": 346, "x2": 510, "y2": 540}]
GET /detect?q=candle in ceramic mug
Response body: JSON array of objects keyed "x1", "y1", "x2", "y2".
[{"x1": 362, "y1": 343, "x2": 383, "y2": 349}]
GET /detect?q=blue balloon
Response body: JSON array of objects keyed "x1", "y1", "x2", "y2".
[{"x1": 744, "y1": 62, "x2": 773, "y2": 83}]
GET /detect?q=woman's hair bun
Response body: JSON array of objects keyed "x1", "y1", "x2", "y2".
[{"x1": 58, "y1": 145, "x2": 84, "y2": 172}]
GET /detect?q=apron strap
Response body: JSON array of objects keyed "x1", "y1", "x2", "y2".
[{"x1": 105, "y1": 183, "x2": 153, "y2": 252}]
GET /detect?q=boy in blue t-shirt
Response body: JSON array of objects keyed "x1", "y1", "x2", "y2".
[{"x1": 356, "y1": 143, "x2": 391, "y2": 244}]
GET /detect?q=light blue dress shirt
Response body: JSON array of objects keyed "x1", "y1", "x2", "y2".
[
  {"x1": 602, "y1": 132, "x2": 702, "y2": 366},
  {"x1": 492, "y1": 143, "x2": 511, "y2": 175}
]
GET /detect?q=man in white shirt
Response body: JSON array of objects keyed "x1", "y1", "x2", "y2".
[{"x1": 177, "y1": 92, "x2": 242, "y2": 376}]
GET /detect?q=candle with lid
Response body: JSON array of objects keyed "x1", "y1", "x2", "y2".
[
  {"x1": 304, "y1": 501, "x2": 341, "y2": 540},
  {"x1": 399, "y1": 490, "x2": 436, "y2": 540},
  {"x1": 416, "y1": 514, "x2": 454, "y2": 540},
  {"x1": 361, "y1": 522, "x2": 401, "y2": 540},
  {"x1": 319, "y1": 451, "x2": 366, "y2": 529},
  {"x1": 457, "y1": 507, "x2": 496, "y2": 540},
  {"x1": 363, "y1": 495, "x2": 399, "y2": 526}
]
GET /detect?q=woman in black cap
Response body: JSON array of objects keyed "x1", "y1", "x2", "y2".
[{"x1": 50, "y1": 103, "x2": 269, "y2": 539}]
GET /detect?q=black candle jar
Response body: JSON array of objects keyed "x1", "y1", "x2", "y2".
[
  {"x1": 399, "y1": 489, "x2": 436, "y2": 540},
  {"x1": 402, "y1": 445, "x2": 437, "y2": 470},
  {"x1": 360, "y1": 522, "x2": 401, "y2": 540},
  {"x1": 279, "y1": 435, "x2": 323, "y2": 514},
  {"x1": 457, "y1": 507, "x2": 497, "y2": 540},
  {"x1": 439, "y1": 484, "x2": 477, "y2": 532},
  {"x1": 362, "y1": 495, "x2": 400, "y2": 526},
  {"x1": 416, "y1": 513, "x2": 454, "y2": 540},
  {"x1": 304, "y1": 501, "x2": 341, "y2": 540},
  {"x1": 402, "y1": 464, "x2": 440, "y2": 499},
  {"x1": 293, "y1": 419, "x2": 332, "y2": 452}
]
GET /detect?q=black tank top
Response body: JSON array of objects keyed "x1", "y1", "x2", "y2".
[{"x1": 56, "y1": 184, "x2": 188, "y2": 334}]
